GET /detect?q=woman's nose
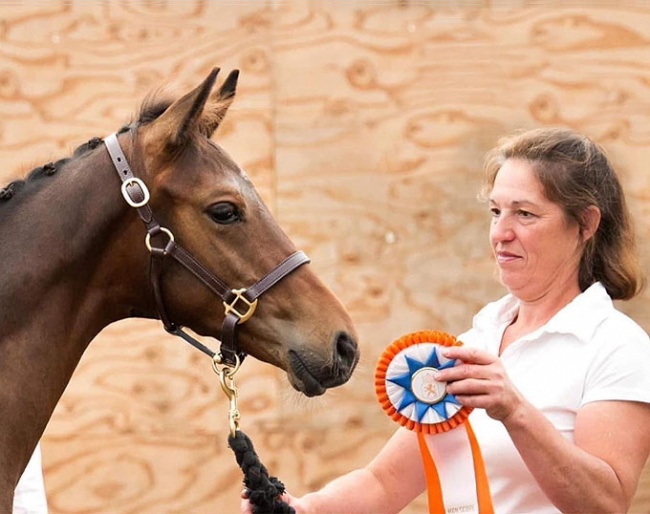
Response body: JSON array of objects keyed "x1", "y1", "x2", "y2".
[{"x1": 490, "y1": 215, "x2": 516, "y2": 242}]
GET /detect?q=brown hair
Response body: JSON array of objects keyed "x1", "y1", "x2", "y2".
[{"x1": 483, "y1": 127, "x2": 643, "y2": 300}]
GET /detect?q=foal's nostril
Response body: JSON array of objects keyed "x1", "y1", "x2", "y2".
[{"x1": 334, "y1": 331, "x2": 359, "y2": 374}]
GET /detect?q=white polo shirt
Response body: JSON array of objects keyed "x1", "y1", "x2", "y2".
[
  {"x1": 458, "y1": 282, "x2": 650, "y2": 514},
  {"x1": 13, "y1": 444, "x2": 48, "y2": 514}
]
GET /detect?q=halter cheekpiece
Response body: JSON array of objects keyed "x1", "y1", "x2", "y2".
[{"x1": 103, "y1": 132, "x2": 310, "y2": 366}]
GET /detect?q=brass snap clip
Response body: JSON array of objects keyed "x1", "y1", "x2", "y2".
[{"x1": 213, "y1": 353, "x2": 241, "y2": 437}]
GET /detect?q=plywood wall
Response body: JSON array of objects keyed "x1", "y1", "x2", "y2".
[{"x1": 1, "y1": 1, "x2": 650, "y2": 512}]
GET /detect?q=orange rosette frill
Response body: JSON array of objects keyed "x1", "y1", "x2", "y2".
[{"x1": 375, "y1": 330, "x2": 472, "y2": 435}]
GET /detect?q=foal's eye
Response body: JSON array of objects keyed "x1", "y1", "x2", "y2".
[{"x1": 209, "y1": 202, "x2": 241, "y2": 225}]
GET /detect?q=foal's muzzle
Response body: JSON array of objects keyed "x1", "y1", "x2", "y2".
[{"x1": 288, "y1": 331, "x2": 359, "y2": 397}]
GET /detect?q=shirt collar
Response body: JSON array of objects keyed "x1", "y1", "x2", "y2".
[
  {"x1": 473, "y1": 282, "x2": 613, "y2": 344},
  {"x1": 545, "y1": 282, "x2": 612, "y2": 341}
]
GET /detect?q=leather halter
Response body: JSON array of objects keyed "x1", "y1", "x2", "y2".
[{"x1": 103, "y1": 132, "x2": 310, "y2": 366}]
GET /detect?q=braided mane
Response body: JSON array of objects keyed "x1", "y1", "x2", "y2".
[{"x1": 0, "y1": 93, "x2": 174, "y2": 202}]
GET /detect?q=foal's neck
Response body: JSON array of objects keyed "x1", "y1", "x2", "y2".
[
  {"x1": 0, "y1": 147, "x2": 152, "y2": 491},
  {"x1": 0, "y1": 148, "x2": 152, "y2": 325}
]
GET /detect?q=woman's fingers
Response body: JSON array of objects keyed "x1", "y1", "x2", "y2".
[
  {"x1": 441, "y1": 345, "x2": 495, "y2": 365},
  {"x1": 240, "y1": 498, "x2": 253, "y2": 514},
  {"x1": 435, "y1": 346, "x2": 523, "y2": 420}
]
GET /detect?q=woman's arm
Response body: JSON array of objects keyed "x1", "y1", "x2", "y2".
[
  {"x1": 241, "y1": 427, "x2": 426, "y2": 514},
  {"x1": 505, "y1": 398, "x2": 650, "y2": 513},
  {"x1": 439, "y1": 345, "x2": 650, "y2": 513}
]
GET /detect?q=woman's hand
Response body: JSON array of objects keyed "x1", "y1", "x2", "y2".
[
  {"x1": 240, "y1": 489, "x2": 303, "y2": 514},
  {"x1": 436, "y1": 346, "x2": 523, "y2": 421},
  {"x1": 240, "y1": 488, "x2": 253, "y2": 514}
]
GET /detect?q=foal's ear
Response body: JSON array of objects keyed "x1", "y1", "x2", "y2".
[
  {"x1": 200, "y1": 69, "x2": 239, "y2": 138},
  {"x1": 147, "y1": 67, "x2": 238, "y2": 150}
]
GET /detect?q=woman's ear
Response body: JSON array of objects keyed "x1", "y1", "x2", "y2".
[{"x1": 581, "y1": 205, "x2": 601, "y2": 242}]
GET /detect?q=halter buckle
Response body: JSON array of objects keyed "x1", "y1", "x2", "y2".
[
  {"x1": 121, "y1": 177, "x2": 150, "y2": 208},
  {"x1": 224, "y1": 288, "x2": 258, "y2": 323}
]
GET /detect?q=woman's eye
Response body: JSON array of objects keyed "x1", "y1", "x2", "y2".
[
  {"x1": 518, "y1": 210, "x2": 533, "y2": 218},
  {"x1": 209, "y1": 202, "x2": 241, "y2": 225},
  {"x1": 490, "y1": 207, "x2": 500, "y2": 217}
]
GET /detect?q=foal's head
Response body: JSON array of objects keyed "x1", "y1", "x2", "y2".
[{"x1": 116, "y1": 69, "x2": 358, "y2": 396}]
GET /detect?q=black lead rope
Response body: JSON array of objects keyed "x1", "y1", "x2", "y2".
[
  {"x1": 228, "y1": 430, "x2": 296, "y2": 514},
  {"x1": 212, "y1": 357, "x2": 295, "y2": 514}
]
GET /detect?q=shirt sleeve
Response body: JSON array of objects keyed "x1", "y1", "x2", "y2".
[{"x1": 581, "y1": 314, "x2": 650, "y2": 407}]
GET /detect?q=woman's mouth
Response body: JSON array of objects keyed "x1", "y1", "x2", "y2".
[{"x1": 496, "y1": 251, "x2": 520, "y2": 264}]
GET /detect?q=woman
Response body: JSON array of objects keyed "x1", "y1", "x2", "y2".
[{"x1": 242, "y1": 127, "x2": 650, "y2": 513}]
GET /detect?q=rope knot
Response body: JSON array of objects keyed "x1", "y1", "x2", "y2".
[{"x1": 228, "y1": 430, "x2": 295, "y2": 514}]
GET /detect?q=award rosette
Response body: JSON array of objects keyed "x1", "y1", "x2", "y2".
[{"x1": 375, "y1": 330, "x2": 493, "y2": 514}]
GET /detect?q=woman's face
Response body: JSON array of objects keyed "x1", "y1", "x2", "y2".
[{"x1": 489, "y1": 158, "x2": 584, "y2": 301}]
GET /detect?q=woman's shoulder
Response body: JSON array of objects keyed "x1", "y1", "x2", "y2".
[
  {"x1": 563, "y1": 282, "x2": 649, "y2": 347},
  {"x1": 582, "y1": 307, "x2": 650, "y2": 405},
  {"x1": 596, "y1": 307, "x2": 649, "y2": 345}
]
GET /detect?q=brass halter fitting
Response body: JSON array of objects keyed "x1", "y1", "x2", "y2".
[
  {"x1": 145, "y1": 227, "x2": 174, "y2": 253},
  {"x1": 223, "y1": 288, "x2": 258, "y2": 323}
]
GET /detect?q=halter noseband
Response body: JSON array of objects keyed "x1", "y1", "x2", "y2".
[{"x1": 103, "y1": 132, "x2": 310, "y2": 366}]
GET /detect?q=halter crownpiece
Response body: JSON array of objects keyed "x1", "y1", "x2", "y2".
[{"x1": 103, "y1": 132, "x2": 310, "y2": 366}]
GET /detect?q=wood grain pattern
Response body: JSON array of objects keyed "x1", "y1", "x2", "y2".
[{"x1": 0, "y1": 1, "x2": 649, "y2": 512}]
